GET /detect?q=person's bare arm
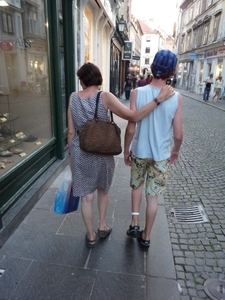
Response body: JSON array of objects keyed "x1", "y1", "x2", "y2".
[
  {"x1": 170, "y1": 94, "x2": 183, "y2": 164},
  {"x1": 67, "y1": 96, "x2": 76, "y2": 150},
  {"x1": 124, "y1": 91, "x2": 137, "y2": 165},
  {"x1": 103, "y1": 85, "x2": 174, "y2": 122}
]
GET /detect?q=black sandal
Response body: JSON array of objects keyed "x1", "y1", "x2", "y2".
[
  {"x1": 137, "y1": 231, "x2": 150, "y2": 251},
  {"x1": 97, "y1": 227, "x2": 112, "y2": 238},
  {"x1": 86, "y1": 232, "x2": 97, "y2": 248}
]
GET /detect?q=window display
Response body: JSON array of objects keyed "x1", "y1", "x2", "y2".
[{"x1": 0, "y1": 0, "x2": 52, "y2": 175}]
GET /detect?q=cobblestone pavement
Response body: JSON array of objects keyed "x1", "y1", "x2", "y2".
[{"x1": 164, "y1": 94, "x2": 225, "y2": 299}]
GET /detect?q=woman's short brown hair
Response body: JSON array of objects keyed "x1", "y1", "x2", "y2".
[{"x1": 77, "y1": 62, "x2": 103, "y2": 86}]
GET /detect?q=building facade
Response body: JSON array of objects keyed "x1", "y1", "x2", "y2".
[
  {"x1": 177, "y1": 0, "x2": 225, "y2": 94},
  {"x1": 138, "y1": 20, "x2": 175, "y2": 76}
]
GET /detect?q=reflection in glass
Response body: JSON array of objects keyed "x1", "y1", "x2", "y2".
[{"x1": 0, "y1": 0, "x2": 52, "y2": 175}]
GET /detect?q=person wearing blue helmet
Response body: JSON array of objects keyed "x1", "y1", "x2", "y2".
[{"x1": 124, "y1": 50, "x2": 183, "y2": 251}]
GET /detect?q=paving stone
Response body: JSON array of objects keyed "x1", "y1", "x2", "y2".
[
  {"x1": 185, "y1": 258, "x2": 196, "y2": 266},
  {"x1": 188, "y1": 288, "x2": 197, "y2": 296},
  {"x1": 177, "y1": 272, "x2": 186, "y2": 280},
  {"x1": 184, "y1": 251, "x2": 194, "y2": 258},
  {"x1": 180, "y1": 244, "x2": 189, "y2": 250},
  {"x1": 184, "y1": 266, "x2": 196, "y2": 273},
  {"x1": 185, "y1": 273, "x2": 194, "y2": 280},
  {"x1": 195, "y1": 266, "x2": 204, "y2": 272},
  {"x1": 180, "y1": 296, "x2": 191, "y2": 300},
  {"x1": 218, "y1": 259, "x2": 225, "y2": 267},
  {"x1": 175, "y1": 257, "x2": 185, "y2": 265}
]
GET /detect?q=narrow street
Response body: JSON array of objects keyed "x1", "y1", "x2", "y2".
[{"x1": 164, "y1": 93, "x2": 225, "y2": 299}]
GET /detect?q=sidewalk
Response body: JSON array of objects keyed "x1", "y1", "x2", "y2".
[
  {"x1": 175, "y1": 87, "x2": 225, "y2": 111},
  {"x1": 0, "y1": 101, "x2": 180, "y2": 300},
  {"x1": 0, "y1": 90, "x2": 221, "y2": 300}
]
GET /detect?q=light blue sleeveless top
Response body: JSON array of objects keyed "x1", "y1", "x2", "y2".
[{"x1": 131, "y1": 85, "x2": 179, "y2": 161}]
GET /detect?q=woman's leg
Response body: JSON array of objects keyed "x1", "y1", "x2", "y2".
[
  {"x1": 81, "y1": 193, "x2": 96, "y2": 240},
  {"x1": 97, "y1": 188, "x2": 109, "y2": 230}
]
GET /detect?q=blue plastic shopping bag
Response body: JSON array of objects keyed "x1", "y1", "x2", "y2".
[{"x1": 54, "y1": 168, "x2": 80, "y2": 214}]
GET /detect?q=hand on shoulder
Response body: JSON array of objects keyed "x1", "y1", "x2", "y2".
[{"x1": 158, "y1": 85, "x2": 175, "y2": 102}]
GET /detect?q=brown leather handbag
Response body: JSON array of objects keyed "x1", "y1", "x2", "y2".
[{"x1": 78, "y1": 91, "x2": 122, "y2": 155}]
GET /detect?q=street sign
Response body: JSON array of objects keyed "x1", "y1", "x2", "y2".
[
  {"x1": 132, "y1": 55, "x2": 140, "y2": 60},
  {"x1": 122, "y1": 41, "x2": 132, "y2": 60},
  {"x1": 189, "y1": 53, "x2": 198, "y2": 60}
]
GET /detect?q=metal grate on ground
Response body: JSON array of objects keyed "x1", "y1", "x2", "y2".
[{"x1": 170, "y1": 204, "x2": 209, "y2": 224}]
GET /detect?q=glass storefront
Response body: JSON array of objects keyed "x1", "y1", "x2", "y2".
[
  {"x1": 110, "y1": 42, "x2": 121, "y2": 97},
  {"x1": 0, "y1": 0, "x2": 51, "y2": 174}
]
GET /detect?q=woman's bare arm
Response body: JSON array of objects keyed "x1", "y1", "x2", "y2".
[{"x1": 103, "y1": 85, "x2": 174, "y2": 122}]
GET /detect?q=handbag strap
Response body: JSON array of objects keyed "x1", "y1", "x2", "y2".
[
  {"x1": 94, "y1": 91, "x2": 102, "y2": 119},
  {"x1": 94, "y1": 91, "x2": 115, "y2": 123}
]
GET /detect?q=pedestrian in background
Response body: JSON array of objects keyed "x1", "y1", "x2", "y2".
[
  {"x1": 124, "y1": 50, "x2": 183, "y2": 251},
  {"x1": 131, "y1": 74, "x2": 137, "y2": 89},
  {"x1": 67, "y1": 62, "x2": 174, "y2": 248},
  {"x1": 212, "y1": 76, "x2": 223, "y2": 103},
  {"x1": 124, "y1": 74, "x2": 132, "y2": 100},
  {"x1": 172, "y1": 74, "x2": 177, "y2": 87},
  {"x1": 203, "y1": 73, "x2": 213, "y2": 101},
  {"x1": 137, "y1": 75, "x2": 147, "y2": 87},
  {"x1": 145, "y1": 74, "x2": 153, "y2": 84}
]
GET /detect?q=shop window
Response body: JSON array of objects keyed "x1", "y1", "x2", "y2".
[
  {"x1": 145, "y1": 47, "x2": 150, "y2": 54},
  {"x1": 0, "y1": 1, "x2": 52, "y2": 176},
  {"x1": 84, "y1": 7, "x2": 92, "y2": 63},
  {"x1": 199, "y1": 63, "x2": 203, "y2": 84},
  {"x1": 217, "y1": 60, "x2": 223, "y2": 77},
  {"x1": 145, "y1": 58, "x2": 150, "y2": 64},
  {"x1": 212, "y1": 13, "x2": 221, "y2": 42},
  {"x1": 2, "y1": 12, "x2": 14, "y2": 34}
]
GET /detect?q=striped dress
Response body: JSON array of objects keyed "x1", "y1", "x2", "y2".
[{"x1": 69, "y1": 91, "x2": 115, "y2": 197}]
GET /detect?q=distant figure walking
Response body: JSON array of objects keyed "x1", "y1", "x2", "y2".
[
  {"x1": 212, "y1": 76, "x2": 223, "y2": 102},
  {"x1": 131, "y1": 74, "x2": 137, "y2": 89},
  {"x1": 172, "y1": 74, "x2": 177, "y2": 87},
  {"x1": 203, "y1": 73, "x2": 213, "y2": 102},
  {"x1": 124, "y1": 74, "x2": 132, "y2": 100},
  {"x1": 145, "y1": 74, "x2": 153, "y2": 84},
  {"x1": 137, "y1": 75, "x2": 147, "y2": 87}
]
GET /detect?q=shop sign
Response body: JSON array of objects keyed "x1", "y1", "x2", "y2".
[
  {"x1": 218, "y1": 47, "x2": 225, "y2": 55},
  {"x1": 0, "y1": 41, "x2": 13, "y2": 52},
  {"x1": 204, "y1": 49, "x2": 217, "y2": 58},
  {"x1": 132, "y1": 55, "x2": 140, "y2": 60},
  {"x1": 122, "y1": 41, "x2": 132, "y2": 60},
  {"x1": 189, "y1": 53, "x2": 198, "y2": 60},
  {"x1": 15, "y1": 37, "x2": 31, "y2": 49}
]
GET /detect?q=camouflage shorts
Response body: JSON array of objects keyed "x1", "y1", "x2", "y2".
[{"x1": 130, "y1": 154, "x2": 170, "y2": 196}]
